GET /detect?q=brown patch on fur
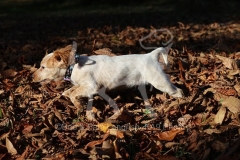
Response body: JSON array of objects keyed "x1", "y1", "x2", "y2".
[{"x1": 47, "y1": 45, "x2": 72, "y2": 68}]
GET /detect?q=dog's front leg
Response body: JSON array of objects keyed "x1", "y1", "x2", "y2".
[
  {"x1": 62, "y1": 85, "x2": 98, "y2": 122},
  {"x1": 62, "y1": 86, "x2": 81, "y2": 107},
  {"x1": 85, "y1": 96, "x2": 97, "y2": 122}
]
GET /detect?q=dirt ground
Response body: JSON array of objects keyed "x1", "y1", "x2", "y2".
[{"x1": 0, "y1": 0, "x2": 240, "y2": 159}]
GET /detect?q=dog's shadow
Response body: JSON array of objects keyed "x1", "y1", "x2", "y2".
[{"x1": 77, "y1": 55, "x2": 96, "y2": 67}]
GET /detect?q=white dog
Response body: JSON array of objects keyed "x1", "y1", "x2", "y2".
[{"x1": 33, "y1": 41, "x2": 183, "y2": 121}]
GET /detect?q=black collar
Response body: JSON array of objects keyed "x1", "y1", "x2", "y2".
[{"x1": 64, "y1": 54, "x2": 80, "y2": 82}]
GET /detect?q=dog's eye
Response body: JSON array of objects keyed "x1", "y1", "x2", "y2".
[{"x1": 41, "y1": 66, "x2": 45, "y2": 69}]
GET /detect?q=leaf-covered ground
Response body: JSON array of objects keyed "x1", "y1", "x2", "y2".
[{"x1": 0, "y1": 0, "x2": 240, "y2": 159}]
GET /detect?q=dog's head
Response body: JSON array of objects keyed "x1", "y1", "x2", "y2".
[{"x1": 32, "y1": 41, "x2": 77, "y2": 82}]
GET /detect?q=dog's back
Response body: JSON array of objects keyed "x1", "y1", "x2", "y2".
[{"x1": 72, "y1": 49, "x2": 168, "y2": 91}]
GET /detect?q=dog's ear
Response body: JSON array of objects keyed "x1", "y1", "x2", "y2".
[
  {"x1": 45, "y1": 50, "x2": 48, "y2": 56},
  {"x1": 54, "y1": 52, "x2": 63, "y2": 62},
  {"x1": 68, "y1": 41, "x2": 77, "y2": 66},
  {"x1": 46, "y1": 42, "x2": 77, "y2": 68},
  {"x1": 46, "y1": 45, "x2": 72, "y2": 68},
  {"x1": 53, "y1": 45, "x2": 72, "y2": 68}
]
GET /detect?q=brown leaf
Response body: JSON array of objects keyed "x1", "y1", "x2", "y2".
[
  {"x1": 84, "y1": 133, "x2": 109, "y2": 149},
  {"x1": 22, "y1": 124, "x2": 33, "y2": 134},
  {"x1": 216, "y1": 55, "x2": 238, "y2": 69},
  {"x1": 3, "y1": 79, "x2": 15, "y2": 89},
  {"x1": 165, "y1": 142, "x2": 180, "y2": 148},
  {"x1": 215, "y1": 87, "x2": 237, "y2": 96},
  {"x1": 124, "y1": 103, "x2": 135, "y2": 108},
  {"x1": 187, "y1": 129, "x2": 198, "y2": 150},
  {"x1": 125, "y1": 38, "x2": 135, "y2": 45},
  {"x1": 15, "y1": 85, "x2": 24, "y2": 94},
  {"x1": 204, "y1": 128, "x2": 221, "y2": 134},
  {"x1": 197, "y1": 57, "x2": 209, "y2": 65},
  {"x1": 108, "y1": 129, "x2": 124, "y2": 138},
  {"x1": 178, "y1": 59, "x2": 185, "y2": 81},
  {"x1": 93, "y1": 48, "x2": 116, "y2": 57},
  {"x1": 1, "y1": 69, "x2": 17, "y2": 77},
  {"x1": 177, "y1": 114, "x2": 192, "y2": 127},
  {"x1": 155, "y1": 128, "x2": 184, "y2": 141},
  {"x1": 220, "y1": 96, "x2": 240, "y2": 114},
  {"x1": 118, "y1": 108, "x2": 135, "y2": 124},
  {"x1": 234, "y1": 84, "x2": 240, "y2": 96}
]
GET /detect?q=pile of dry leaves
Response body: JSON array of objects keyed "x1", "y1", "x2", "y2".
[{"x1": 0, "y1": 23, "x2": 240, "y2": 160}]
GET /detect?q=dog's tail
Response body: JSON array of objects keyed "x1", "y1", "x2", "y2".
[{"x1": 149, "y1": 43, "x2": 171, "y2": 66}]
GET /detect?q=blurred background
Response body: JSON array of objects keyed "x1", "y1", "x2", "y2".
[{"x1": 0, "y1": 0, "x2": 240, "y2": 67}]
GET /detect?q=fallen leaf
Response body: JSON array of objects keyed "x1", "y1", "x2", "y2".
[
  {"x1": 165, "y1": 142, "x2": 180, "y2": 148},
  {"x1": 94, "y1": 48, "x2": 116, "y2": 57},
  {"x1": 155, "y1": 128, "x2": 184, "y2": 141},
  {"x1": 6, "y1": 137, "x2": 17, "y2": 155},
  {"x1": 1, "y1": 69, "x2": 17, "y2": 77},
  {"x1": 84, "y1": 133, "x2": 109, "y2": 149},
  {"x1": 0, "y1": 89, "x2": 4, "y2": 94},
  {"x1": 221, "y1": 96, "x2": 240, "y2": 114},
  {"x1": 234, "y1": 84, "x2": 240, "y2": 96},
  {"x1": 97, "y1": 122, "x2": 114, "y2": 133},
  {"x1": 216, "y1": 55, "x2": 238, "y2": 69},
  {"x1": 177, "y1": 114, "x2": 192, "y2": 127},
  {"x1": 108, "y1": 129, "x2": 124, "y2": 138},
  {"x1": 22, "y1": 124, "x2": 33, "y2": 134},
  {"x1": 3, "y1": 79, "x2": 15, "y2": 88},
  {"x1": 214, "y1": 106, "x2": 226, "y2": 125},
  {"x1": 204, "y1": 128, "x2": 221, "y2": 134},
  {"x1": 125, "y1": 38, "x2": 135, "y2": 45}
]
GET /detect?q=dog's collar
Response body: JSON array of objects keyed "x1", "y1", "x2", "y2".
[{"x1": 64, "y1": 54, "x2": 80, "y2": 82}]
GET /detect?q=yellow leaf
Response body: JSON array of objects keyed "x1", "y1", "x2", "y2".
[{"x1": 97, "y1": 122, "x2": 114, "y2": 133}]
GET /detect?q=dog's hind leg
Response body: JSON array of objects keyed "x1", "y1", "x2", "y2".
[
  {"x1": 138, "y1": 85, "x2": 151, "y2": 108},
  {"x1": 138, "y1": 85, "x2": 157, "y2": 117},
  {"x1": 146, "y1": 66, "x2": 183, "y2": 98}
]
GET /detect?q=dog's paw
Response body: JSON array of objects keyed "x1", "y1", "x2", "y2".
[
  {"x1": 170, "y1": 88, "x2": 184, "y2": 98},
  {"x1": 62, "y1": 86, "x2": 79, "y2": 97},
  {"x1": 86, "y1": 110, "x2": 98, "y2": 122}
]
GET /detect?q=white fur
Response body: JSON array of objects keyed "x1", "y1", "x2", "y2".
[{"x1": 70, "y1": 49, "x2": 182, "y2": 97}]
